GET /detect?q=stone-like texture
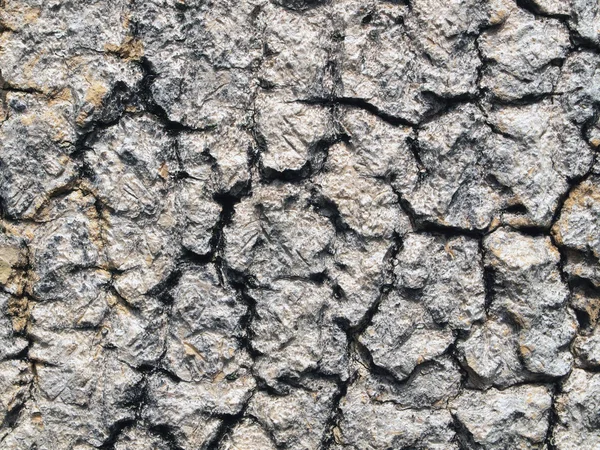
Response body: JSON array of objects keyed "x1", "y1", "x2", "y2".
[
  {"x1": 479, "y1": 2, "x2": 570, "y2": 101},
  {"x1": 0, "y1": 0, "x2": 599, "y2": 448},
  {"x1": 553, "y1": 368, "x2": 600, "y2": 449},
  {"x1": 451, "y1": 385, "x2": 553, "y2": 449},
  {"x1": 478, "y1": 229, "x2": 577, "y2": 380}
]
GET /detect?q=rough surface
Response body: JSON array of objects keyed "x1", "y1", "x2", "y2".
[{"x1": 0, "y1": 0, "x2": 599, "y2": 448}]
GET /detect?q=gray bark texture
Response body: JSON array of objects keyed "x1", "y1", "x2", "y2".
[{"x1": 0, "y1": 0, "x2": 599, "y2": 448}]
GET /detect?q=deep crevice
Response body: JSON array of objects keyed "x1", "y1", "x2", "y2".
[{"x1": 300, "y1": 97, "x2": 417, "y2": 128}]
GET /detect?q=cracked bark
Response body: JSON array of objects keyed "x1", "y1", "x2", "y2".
[{"x1": 0, "y1": 0, "x2": 599, "y2": 449}]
